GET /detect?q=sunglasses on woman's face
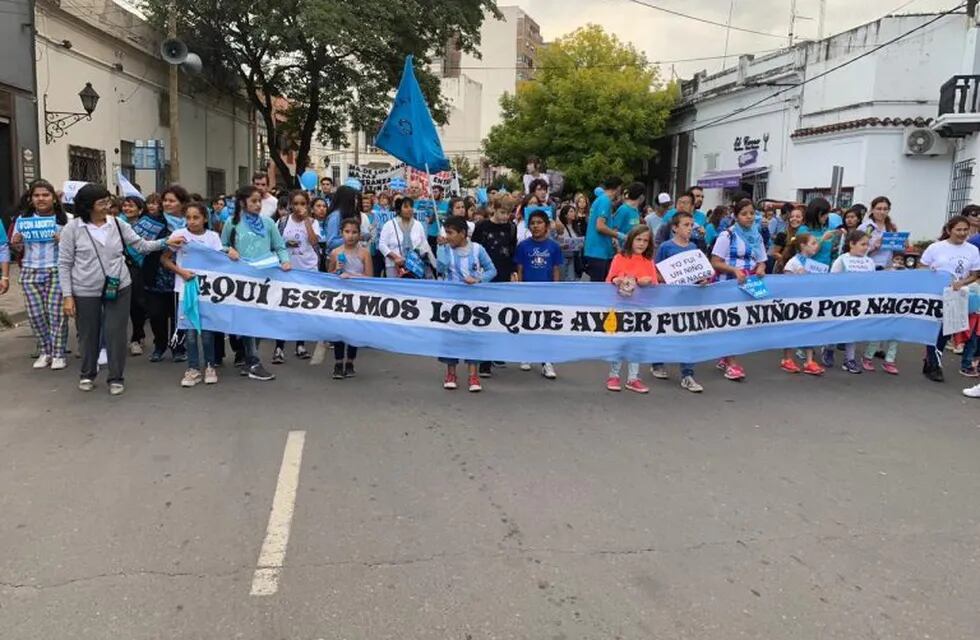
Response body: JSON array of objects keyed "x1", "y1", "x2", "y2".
[{"x1": 968, "y1": 211, "x2": 980, "y2": 217}]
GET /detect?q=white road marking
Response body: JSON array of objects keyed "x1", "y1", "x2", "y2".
[{"x1": 250, "y1": 430, "x2": 306, "y2": 596}]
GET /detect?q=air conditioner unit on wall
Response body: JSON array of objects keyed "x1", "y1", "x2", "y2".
[{"x1": 904, "y1": 128, "x2": 950, "y2": 156}]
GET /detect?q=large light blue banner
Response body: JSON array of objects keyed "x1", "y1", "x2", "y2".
[{"x1": 180, "y1": 246, "x2": 947, "y2": 364}]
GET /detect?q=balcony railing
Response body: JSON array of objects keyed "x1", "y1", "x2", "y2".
[{"x1": 939, "y1": 75, "x2": 980, "y2": 117}]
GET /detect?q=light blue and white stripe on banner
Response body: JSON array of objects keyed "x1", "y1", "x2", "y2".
[{"x1": 179, "y1": 245, "x2": 947, "y2": 364}]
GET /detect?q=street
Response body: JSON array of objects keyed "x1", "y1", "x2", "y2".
[{"x1": 1, "y1": 323, "x2": 979, "y2": 640}]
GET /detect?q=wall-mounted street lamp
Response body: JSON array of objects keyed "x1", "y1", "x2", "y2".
[{"x1": 44, "y1": 82, "x2": 100, "y2": 143}]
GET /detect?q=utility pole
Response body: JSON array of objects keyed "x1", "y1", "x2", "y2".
[
  {"x1": 788, "y1": 0, "x2": 798, "y2": 46},
  {"x1": 817, "y1": 0, "x2": 827, "y2": 40},
  {"x1": 721, "y1": 0, "x2": 736, "y2": 70},
  {"x1": 167, "y1": 5, "x2": 180, "y2": 183}
]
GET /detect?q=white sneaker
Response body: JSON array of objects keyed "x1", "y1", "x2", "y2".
[
  {"x1": 681, "y1": 375, "x2": 704, "y2": 393},
  {"x1": 963, "y1": 383, "x2": 980, "y2": 398},
  {"x1": 33, "y1": 354, "x2": 51, "y2": 369},
  {"x1": 650, "y1": 365, "x2": 669, "y2": 380},
  {"x1": 541, "y1": 363, "x2": 557, "y2": 379},
  {"x1": 78, "y1": 378, "x2": 94, "y2": 392},
  {"x1": 108, "y1": 382, "x2": 125, "y2": 396},
  {"x1": 50, "y1": 357, "x2": 67, "y2": 370},
  {"x1": 129, "y1": 341, "x2": 143, "y2": 356},
  {"x1": 520, "y1": 362, "x2": 532, "y2": 371},
  {"x1": 98, "y1": 348, "x2": 108, "y2": 366},
  {"x1": 181, "y1": 368, "x2": 202, "y2": 388},
  {"x1": 204, "y1": 366, "x2": 218, "y2": 384}
]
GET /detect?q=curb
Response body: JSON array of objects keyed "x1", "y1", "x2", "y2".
[{"x1": 0, "y1": 309, "x2": 28, "y2": 329}]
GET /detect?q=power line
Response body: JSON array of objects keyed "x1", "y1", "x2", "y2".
[
  {"x1": 442, "y1": 49, "x2": 786, "y2": 72},
  {"x1": 686, "y1": 3, "x2": 967, "y2": 134},
  {"x1": 622, "y1": 0, "x2": 787, "y2": 39}
]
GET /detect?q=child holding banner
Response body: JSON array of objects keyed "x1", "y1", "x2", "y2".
[
  {"x1": 327, "y1": 218, "x2": 373, "y2": 379},
  {"x1": 437, "y1": 216, "x2": 497, "y2": 392},
  {"x1": 779, "y1": 233, "x2": 828, "y2": 375},
  {"x1": 161, "y1": 203, "x2": 223, "y2": 387},
  {"x1": 10, "y1": 179, "x2": 69, "y2": 370},
  {"x1": 711, "y1": 199, "x2": 768, "y2": 381},
  {"x1": 514, "y1": 210, "x2": 563, "y2": 380},
  {"x1": 272, "y1": 190, "x2": 322, "y2": 364},
  {"x1": 830, "y1": 230, "x2": 877, "y2": 374},
  {"x1": 606, "y1": 225, "x2": 657, "y2": 394},
  {"x1": 652, "y1": 211, "x2": 705, "y2": 392},
  {"x1": 221, "y1": 185, "x2": 291, "y2": 382}
]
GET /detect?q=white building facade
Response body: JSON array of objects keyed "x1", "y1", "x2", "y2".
[
  {"x1": 36, "y1": 0, "x2": 255, "y2": 197},
  {"x1": 662, "y1": 12, "x2": 974, "y2": 241}
]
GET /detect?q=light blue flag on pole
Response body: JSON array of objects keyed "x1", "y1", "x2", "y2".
[
  {"x1": 117, "y1": 170, "x2": 142, "y2": 199},
  {"x1": 374, "y1": 55, "x2": 450, "y2": 172}
]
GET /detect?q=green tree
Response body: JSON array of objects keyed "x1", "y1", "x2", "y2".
[
  {"x1": 452, "y1": 155, "x2": 481, "y2": 187},
  {"x1": 483, "y1": 25, "x2": 677, "y2": 193},
  {"x1": 142, "y1": 0, "x2": 498, "y2": 186}
]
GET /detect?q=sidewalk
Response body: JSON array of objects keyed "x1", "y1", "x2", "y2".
[{"x1": 0, "y1": 264, "x2": 26, "y2": 327}]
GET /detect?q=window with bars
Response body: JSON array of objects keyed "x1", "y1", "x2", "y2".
[
  {"x1": 68, "y1": 145, "x2": 106, "y2": 184},
  {"x1": 206, "y1": 168, "x2": 226, "y2": 198},
  {"x1": 119, "y1": 140, "x2": 135, "y2": 183},
  {"x1": 948, "y1": 158, "x2": 975, "y2": 219}
]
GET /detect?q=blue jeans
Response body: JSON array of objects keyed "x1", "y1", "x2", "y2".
[
  {"x1": 185, "y1": 329, "x2": 216, "y2": 370},
  {"x1": 241, "y1": 337, "x2": 261, "y2": 367},
  {"x1": 962, "y1": 328, "x2": 979, "y2": 369},
  {"x1": 652, "y1": 362, "x2": 696, "y2": 377}
]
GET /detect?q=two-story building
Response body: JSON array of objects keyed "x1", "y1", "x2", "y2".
[{"x1": 656, "y1": 10, "x2": 977, "y2": 241}]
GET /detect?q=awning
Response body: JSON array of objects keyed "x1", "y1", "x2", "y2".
[
  {"x1": 697, "y1": 170, "x2": 743, "y2": 189},
  {"x1": 697, "y1": 166, "x2": 769, "y2": 189}
]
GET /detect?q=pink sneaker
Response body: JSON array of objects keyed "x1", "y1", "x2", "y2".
[
  {"x1": 624, "y1": 379, "x2": 649, "y2": 394},
  {"x1": 862, "y1": 358, "x2": 876, "y2": 372},
  {"x1": 606, "y1": 376, "x2": 622, "y2": 392},
  {"x1": 882, "y1": 362, "x2": 899, "y2": 375},
  {"x1": 724, "y1": 364, "x2": 746, "y2": 381},
  {"x1": 716, "y1": 357, "x2": 730, "y2": 371}
]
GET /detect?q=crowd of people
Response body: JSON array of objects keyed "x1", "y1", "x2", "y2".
[{"x1": 2, "y1": 166, "x2": 980, "y2": 399}]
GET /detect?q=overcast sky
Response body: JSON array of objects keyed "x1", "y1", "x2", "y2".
[{"x1": 511, "y1": 0, "x2": 956, "y2": 79}]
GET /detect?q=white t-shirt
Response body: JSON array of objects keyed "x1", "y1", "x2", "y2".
[
  {"x1": 170, "y1": 228, "x2": 222, "y2": 294},
  {"x1": 84, "y1": 222, "x2": 110, "y2": 246},
  {"x1": 260, "y1": 193, "x2": 279, "y2": 218},
  {"x1": 523, "y1": 172, "x2": 550, "y2": 194},
  {"x1": 921, "y1": 239, "x2": 980, "y2": 281},
  {"x1": 784, "y1": 255, "x2": 830, "y2": 274},
  {"x1": 281, "y1": 216, "x2": 323, "y2": 272},
  {"x1": 831, "y1": 253, "x2": 876, "y2": 273}
]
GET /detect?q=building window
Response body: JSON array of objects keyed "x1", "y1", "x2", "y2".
[
  {"x1": 206, "y1": 168, "x2": 226, "y2": 197},
  {"x1": 331, "y1": 165, "x2": 341, "y2": 183},
  {"x1": 948, "y1": 158, "x2": 975, "y2": 219},
  {"x1": 119, "y1": 140, "x2": 135, "y2": 182},
  {"x1": 68, "y1": 145, "x2": 105, "y2": 183},
  {"x1": 238, "y1": 166, "x2": 249, "y2": 188},
  {"x1": 704, "y1": 153, "x2": 719, "y2": 172}
]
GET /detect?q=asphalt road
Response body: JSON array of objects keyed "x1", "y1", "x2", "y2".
[{"x1": 1, "y1": 324, "x2": 979, "y2": 640}]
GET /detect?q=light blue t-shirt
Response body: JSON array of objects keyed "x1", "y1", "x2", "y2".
[
  {"x1": 662, "y1": 208, "x2": 707, "y2": 228},
  {"x1": 426, "y1": 199, "x2": 449, "y2": 236},
  {"x1": 584, "y1": 192, "x2": 615, "y2": 260},
  {"x1": 612, "y1": 203, "x2": 642, "y2": 235}
]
